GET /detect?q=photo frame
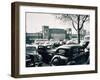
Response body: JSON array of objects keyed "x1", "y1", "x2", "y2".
[{"x1": 11, "y1": 2, "x2": 98, "y2": 78}]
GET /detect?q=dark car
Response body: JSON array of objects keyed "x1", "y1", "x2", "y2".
[
  {"x1": 50, "y1": 44, "x2": 89, "y2": 66},
  {"x1": 80, "y1": 40, "x2": 89, "y2": 49},
  {"x1": 26, "y1": 44, "x2": 42, "y2": 67},
  {"x1": 37, "y1": 45, "x2": 53, "y2": 64}
]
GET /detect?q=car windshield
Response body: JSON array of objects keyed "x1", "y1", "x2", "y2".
[{"x1": 26, "y1": 47, "x2": 36, "y2": 52}]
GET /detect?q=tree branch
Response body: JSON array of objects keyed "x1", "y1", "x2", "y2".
[
  {"x1": 79, "y1": 15, "x2": 88, "y2": 30},
  {"x1": 72, "y1": 20, "x2": 77, "y2": 31},
  {"x1": 68, "y1": 15, "x2": 78, "y2": 24}
]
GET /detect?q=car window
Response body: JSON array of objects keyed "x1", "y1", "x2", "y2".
[
  {"x1": 38, "y1": 46, "x2": 43, "y2": 48},
  {"x1": 72, "y1": 47, "x2": 84, "y2": 54},
  {"x1": 26, "y1": 47, "x2": 37, "y2": 55},
  {"x1": 72, "y1": 47, "x2": 80, "y2": 53},
  {"x1": 58, "y1": 49, "x2": 66, "y2": 54},
  {"x1": 46, "y1": 45, "x2": 53, "y2": 50},
  {"x1": 57, "y1": 48, "x2": 71, "y2": 57},
  {"x1": 38, "y1": 46, "x2": 46, "y2": 50},
  {"x1": 26, "y1": 47, "x2": 36, "y2": 51}
]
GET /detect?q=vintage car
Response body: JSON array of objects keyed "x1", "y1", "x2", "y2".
[
  {"x1": 50, "y1": 44, "x2": 89, "y2": 66},
  {"x1": 80, "y1": 40, "x2": 89, "y2": 49},
  {"x1": 26, "y1": 44, "x2": 42, "y2": 67},
  {"x1": 66, "y1": 39, "x2": 78, "y2": 45},
  {"x1": 37, "y1": 45, "x2": 53, "y2": 64}
]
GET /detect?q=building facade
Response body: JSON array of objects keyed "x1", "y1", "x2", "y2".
[
  {"x1": 42, "y1": 26, "x2": 70, "y2": 40},
  {"x1": 26, "y1": 25, "x2": 73, "y2": 44}
]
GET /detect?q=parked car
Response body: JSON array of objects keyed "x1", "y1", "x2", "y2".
[
  {"x1": 66, "y1": 39, "x2": 78, "y2": 45},
  {"x1": 37, "y1": 45, "x2": 53, "y2": 64},
  {"x1": 50, "y1": 44, "x2": 89, "y2": 66},
  {"x1": 80, "y1": 40, "x2": 89, "y2": 49},
  {"x1": 26, "y1": 44, "x2": 42, "y2": 67},
  {"x1": 34, "y1": 39, "x2": 48, "y2": 45}
]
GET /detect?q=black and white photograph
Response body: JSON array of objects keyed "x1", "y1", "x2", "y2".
[
  {"x1": 25, "y1": 12, "x2": 90, "y2": 67},
  {"x1": 11, "y1": 2, "x2": 97, "y2": 77}
]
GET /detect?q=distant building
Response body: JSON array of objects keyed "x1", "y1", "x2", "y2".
[
  {"x1": 26, "y1": 33, "x2": 43, "y2": 39},
  {"x1": 66, "y1": 28, "x2": 72, "y2": 40},
  {"x1": 49, "y1": 28, "x2": 66, "y2": 40},
  {"x1": 26, "y1": 32, "x2": 43, "y2": 44},
  {"x1": 42, "y1": 26, "x2": 49, "y2": 39},
  {"x1": 42, "y1": 26, "x2": 70, "y2": 40},
  {"x1": 80, "y1": 29, "x2": 87, "y2": 40},
  {"x1": 71, "y1": 29, "x2": 87, "y2": 40},
  {"x1": 26, "y1": 25, "x2": 73, "y2": 43}
]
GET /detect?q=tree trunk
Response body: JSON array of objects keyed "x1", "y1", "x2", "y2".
[
  {"x1": 77, "y1": 15, "x2": 80, "y2": 43},
  {"x1": 78, "y1": 30, "x2": 80, "y2": 43}
]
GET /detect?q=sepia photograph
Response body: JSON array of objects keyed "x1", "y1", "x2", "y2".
[{"x1": 25, "y1": 12, "x2": 90, "y2": 67}]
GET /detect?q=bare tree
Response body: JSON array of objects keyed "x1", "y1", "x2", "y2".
[{"x1": 55, "y1": 14, "x2": 90, "y2": 43}]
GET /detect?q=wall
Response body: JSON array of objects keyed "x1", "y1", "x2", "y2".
[{"x1": 0, "y1": 0, "x2": 99, "y2": 80}]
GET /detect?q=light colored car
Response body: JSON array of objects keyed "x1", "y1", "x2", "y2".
[
  {"x1": 66, "y1": 39, "x2": 78, "y2": 45},
  {"x1": 34, "y1": 39, "x2": 48, "y2": 45}
]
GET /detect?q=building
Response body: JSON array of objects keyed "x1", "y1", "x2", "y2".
[
  {"x1": 26, "y1": 25, "x2": 73, "y2": 44},
  {"x1": 42, "y1": 26, "x2": 71, "y2": 40},
  {"x1": 49, "y1": 28, "x2": 66, "y2": 40},
  {"x1": 26, "y1": 32, "x2": 43, "y2": 44},
  {"x1": 42, "y1": 26, "x2": 49, "y2": 39}
]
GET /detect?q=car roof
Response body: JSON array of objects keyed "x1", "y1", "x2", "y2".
[
  {"x1": 26, "y1": 44, "x2": 38, "y2": 49},
  {"x1": 57, "y1": 44, "x2": 82, "y2": 49},
  {"x1": 26, "y1": 44, "x2": 34, "y2": 47}
]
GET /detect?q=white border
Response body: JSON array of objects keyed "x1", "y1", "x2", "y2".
[{"x1": 19, "y1": 6, "x2": 95, "y2": 74}]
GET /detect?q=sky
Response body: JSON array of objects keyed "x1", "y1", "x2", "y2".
[{"x1": 26, "y1": 12, "x2": 90, "y2": 34}]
